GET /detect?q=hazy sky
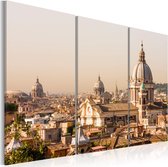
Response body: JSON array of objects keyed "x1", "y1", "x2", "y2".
[
  {"x1": 6, "y1": 2, "x2": 167, "y2": 94},
  {"x1": 78, "y1": 18, "x2": 167, "y2": 93},
  {"x1": 78, "y1": 17, "x2": 128, "y2": 93},
  {"x1": 130, "y1": 28, "x2": 167, "y2": 85},
  {"x1": 7, "y1": 2, "x2": 75, "y2": 94}
]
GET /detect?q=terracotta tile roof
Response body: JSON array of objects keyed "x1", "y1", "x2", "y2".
[{"x1": 99, "y1": 103, "x2": 138, "y2": 112}]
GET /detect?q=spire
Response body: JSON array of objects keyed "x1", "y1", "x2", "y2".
[
  {"x1": 115, "y1": 83, "x2": 118, "y2": 94},
  {"x1": 139, "y1": 41, "x2": 145, "y2": 62},
  {"x1": 36, "y1": 76, "x2": 39, "y2": 83},
  {"x1": 98, "y1": 74, "x2": 100, "y2": 81},
  {"x1": 115, "y1": 82, "x2": 119, "y2": 99}
]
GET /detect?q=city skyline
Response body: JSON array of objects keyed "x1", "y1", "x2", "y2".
[
  {"x1": 78, "y1": 17, "x2": 167, "y2": 93},
  {"x1": 6, "y1": 2, "x2": 167, "y2": 94},
  {"x1": 4, "y1": 2, "x2": 168, "y2": 164}
]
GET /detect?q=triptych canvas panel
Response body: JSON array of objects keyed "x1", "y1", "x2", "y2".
[{"x1": 2, "y1": 1, "x2": 168, "y2": 165}]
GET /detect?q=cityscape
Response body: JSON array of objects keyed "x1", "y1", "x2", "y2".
[
  {"x1": 4, "y1": 1, "x2": 168, "y2": 165},
  {"x1": 4, "y1": 43, "x2": 168, "y2": 164}
]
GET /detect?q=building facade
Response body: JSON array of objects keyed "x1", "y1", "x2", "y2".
[
  {"x1": 78, "y1": 98, "x2": 138, "y2": 128},
  {"x1": 93, "y1": 75, "x2": 105, "y2": 96},
  {"x1": 31, "y1": 77, "x2": 44, "y2": 98},
  {"x1": 130, "y1": 43, "x2": 154, "y2": 107}
]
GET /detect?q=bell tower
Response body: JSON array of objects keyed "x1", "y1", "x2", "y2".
[{"x1": 138, "y1": 83, "x2": 147, "y2": 124}]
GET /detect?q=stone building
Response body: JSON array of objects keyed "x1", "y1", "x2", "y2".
[
  {"x1": 18, "y1": 103, "x2": 33, "y2": 113},
  {"x1": 130, "y1": 42, "x2": 154, "y2": 107},
  {"x1": 93, "y1": 75, "x2": 105, "y2": 96},
  {"x1": 93, "y1": 75, "x2": 112, "y2": 104},
  {"x1": 78, "y1": 98, "x2": 138, "y2": 129},
  {"x1": 130, "y1": 42, "x2": 166, "y2": 125},
  {"x1": 31, "y1": 77, "x2": 44, "y2": 98},
  {"x1": 38, "y1": 127, "x2": 61, "y2": 142},
  {"x1": 5, "y1": 90, "x2": 30, "y2": 104}
]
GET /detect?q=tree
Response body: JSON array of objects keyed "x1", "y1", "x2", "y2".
[
  {"x1": 5, "y1": 141, "x2": 46, "y2": 165},
  {"x1": 12, "y1": 120, "x2": 22, "y2": 140},
  {"x1": 5, "y1": 143, "x2": 33, "y2": 164},
  {"x1": 5, "y1": 103, "x2": 18, "y2": 112},
  {"x1": 23, "y1": 123, "x2": 31, "y2": 137},
  {"x1": 5, "y1": 119, "x2": 47, "y2": 165},
  {"x1": 5, "y1": 125, "x2": 11, "y2": 136}
]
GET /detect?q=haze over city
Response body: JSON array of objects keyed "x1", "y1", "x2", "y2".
[
  {"x1": 4, "y1": 2, "x2": 168, "y2": 165},
  {"x1": 7, "y1": 2, "x2": 167, "y2": 94},
  {"x1": 7, "y1": 2, "x2": 75, "y2": 94}
]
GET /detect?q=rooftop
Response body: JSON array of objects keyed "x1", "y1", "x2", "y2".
[{"x1": 100, "y1": 103, "x2": 138, "y2": 112}]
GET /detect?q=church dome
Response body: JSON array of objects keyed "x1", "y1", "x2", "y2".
[
  {"x1": 31, "y1": 77, "x2": 44, "y2": 98},
  {"x1": 93, "y1": 75, "x2": 105, "y2": 95},
  {"x1": 131, "y1": 43, "x2": 153, "y2": 83},
  {"x1": 32, "y1": 78, "x2": 43, "y2": 91}
]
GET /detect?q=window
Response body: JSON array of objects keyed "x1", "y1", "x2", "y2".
[
  {"x1": 48, "y1": 134, "x2": 52, "y2": 140},
  {"x1": 106, "y1": 118, "x2": 111, "y2": 122}
]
